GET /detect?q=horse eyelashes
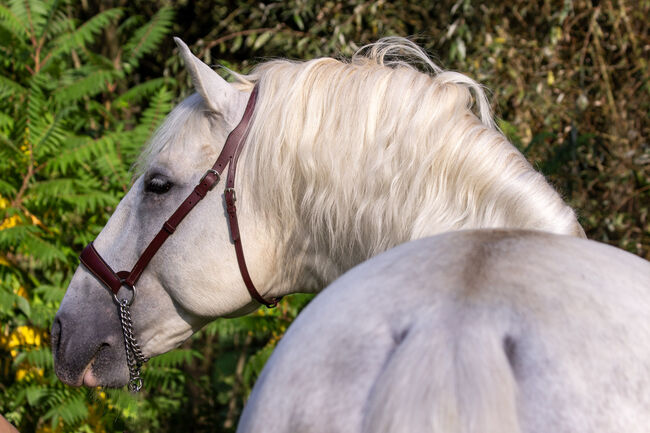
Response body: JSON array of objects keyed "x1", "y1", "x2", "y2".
[{"x1": 145, "y1": 177, "x2": 174, "y2": 194}]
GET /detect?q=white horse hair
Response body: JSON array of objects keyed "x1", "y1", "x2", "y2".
[
  {"x1": 53, "y1": 38, "x2": 583, "y2": 388},
  {"x1": 238, "y1": 230, "x2": 650, "y2": 433},
  {"x1": 139, "y1": 37, "x2": 584, "y2": 288}
]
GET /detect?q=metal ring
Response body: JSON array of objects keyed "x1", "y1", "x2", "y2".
[{"x1": 113, "y1": 280, "x2": 136, "y2": 306}]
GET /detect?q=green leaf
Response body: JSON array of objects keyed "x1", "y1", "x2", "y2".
[
  {"x1": 15, "y1": 295, "x2": 30, "y2": 317},
  {"x1": 253, "y1": 31, "x2": 273, "y2": 51}
]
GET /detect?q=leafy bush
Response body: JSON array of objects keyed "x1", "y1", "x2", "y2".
[{"x1": 0, "y1": 1, "x2": 177, "y2": 431}]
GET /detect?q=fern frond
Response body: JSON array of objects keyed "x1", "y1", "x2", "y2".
[
  {"x1": 113, "y1": 77, "x2": 170, "y2": 109},
  {"x1": 44, "y1": 133, "x2": 118, "y2": 174},
  {"x1": 0, "y1": 3, "x2": 28, "y2": 38},
  {"x1": 0, "y1": 112, "x2": 13, "y2": 129},
  {"x1": 116, "y1": 14, "x2": 142, "y2": 36},
  {"x1": 44, "y1": 393, "x2": 88, "y2": 426},
  {"x1": 33, "y1": 284, "x2": 64, "y2": 304},
  {"x1": 44, "y1": 8, "x2": 122, "y2": 63},
  {"x1": 20, "y1": 0, "x2": 49, "y2": 38},
  {"x1": 201, "y1": 315, "x2": 277, "y2": 340},
  {"x1": 0, "y1": 179, "x2": 16, "y2": 196},
  {"x1": 53, "y1": 68, "x2": 116, "y2": 106},
  {"x1": 127, "y1": 86, "x2": 173, "y2": 147},
  {"x1": 0, "y1": 225, "x2": 39, "y2": 250},
  {"x1": 32, "y1": 0, "x2": 58, "y2": 41},
  {"x1": 0, "y1": 74, "x2": 27, "y2": 99},
  {"x1": 33, "y1": 113, "x2": 69, "y2": 160},
  {"x1": 29, "y1": 178, "x2": 76, "y2": 198},
  {"x1": 19, "y1": 233, "x2": 66, "y2": 265},
  {"x1": 122, "y1": 6, "x2": 174, "y2": 69},
  {"x1": 147, "y1": 349, "x2": 203, "y2": 368},
  {"x1": 13, "y1": 347, "x2": 53, "y2": 370},
  {"x1": 243, "y1": 342, "x2": 275, "y2": 385},
  {"x1": 0, "y1": 289, "x2": 19, "y2": 315},
  {"x1": 65, "y1": 190, "x2": 119, "y2": 214},
  {"x1": 45, "y1": 9, "x2": 71, "y2": 39},
  {"x1": 25, "y1": 74, "x2": 50, "y2": 145}
]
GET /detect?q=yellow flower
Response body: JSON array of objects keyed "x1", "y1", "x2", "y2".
[
  {"x1": 0, "y1": 197, "x2": 45, "y2": 230},
  {"x1": 15, "y1": 366, "x2": 44, "y2": 381},
  {"x1": 0, "y1": 214, "x2": 20, "y2": 230},
  {"x1": 547, "y1": 70, "x2": 555, "y2": 86},
  {"x1": 4, "y1": 326, "x2": 42, "y2": 357},
  {"x1": 14, "y1": 286, "x2": 28, "y2": 299}
]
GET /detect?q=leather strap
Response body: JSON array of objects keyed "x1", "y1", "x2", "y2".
[
  {"x1": 80, "y1": 242, "x2": 122, "y2": 294},
  {"x1": 80, "y1": 85, "x2": 279, "y2": 307}
]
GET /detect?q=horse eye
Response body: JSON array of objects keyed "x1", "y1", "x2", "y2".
[{"x1": 145, "y1": 176, "x2": 173, "y2": 194}]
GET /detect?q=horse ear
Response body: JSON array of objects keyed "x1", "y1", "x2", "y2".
[{"x1": 174, "y1": 37, "x2": 244, "y2": 123}]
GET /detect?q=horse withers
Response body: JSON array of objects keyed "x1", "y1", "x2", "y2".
[
  {"x1": 51, "y1": 38, "x2": 583, "y2": 389},
  {"x1": 238, "y1": 230, "x2": 650, "y2": 433}
]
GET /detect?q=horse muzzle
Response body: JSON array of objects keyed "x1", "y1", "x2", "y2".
[{"x1": 51, "y1": 296, "x2": 130, "y2": 388}]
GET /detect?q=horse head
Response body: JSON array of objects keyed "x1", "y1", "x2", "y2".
[{"x1": 52, "y1": 39, "x2": 280, "y2": 388}]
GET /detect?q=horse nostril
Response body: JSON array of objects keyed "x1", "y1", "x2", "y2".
[{"x1": 51, "y1": 316, "x2": 62, "y2": 354}]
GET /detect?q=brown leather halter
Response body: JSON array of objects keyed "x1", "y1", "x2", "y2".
[{"x1": 79, "y1": 85, "x2": 280, "y2": 308}]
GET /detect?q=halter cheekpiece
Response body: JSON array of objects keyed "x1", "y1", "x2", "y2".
[{"x1": 79, "y1": 85, "x2": 279, "y2": 392}]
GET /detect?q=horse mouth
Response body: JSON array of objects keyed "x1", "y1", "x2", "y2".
[
  {"x1": 54, "y1": 337, "x2": 126, "y2": 388},
  {"x1": 80, "y1": 354, "x2": 100, "y2": 387}
]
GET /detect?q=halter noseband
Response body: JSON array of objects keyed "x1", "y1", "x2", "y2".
[{"x1": 79, "y1": 85, "x2": 279, "y2": 391}]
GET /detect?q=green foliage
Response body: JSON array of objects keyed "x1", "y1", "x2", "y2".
[
  {"x1": 0, "y1": 1, "x2": 175, "y2": 431},
  {"x1": 0, "y1": 0, "x2": 648, "y2": 432}
]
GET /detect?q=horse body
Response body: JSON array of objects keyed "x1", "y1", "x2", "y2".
[
  {"x1": 238, "y1": 230, "x2": 650, "y2": 433},
  {"x1": 52, "y1": 38, "x2": 583, "y2": 389}
]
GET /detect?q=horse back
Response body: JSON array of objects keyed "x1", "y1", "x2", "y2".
[{"x1": 238, "y1": 230, "x2": 650, "y2": 433}]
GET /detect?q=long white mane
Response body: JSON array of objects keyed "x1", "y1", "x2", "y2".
[{"x1": 141, "y1": 38, "x2": 581, "y2": 286}]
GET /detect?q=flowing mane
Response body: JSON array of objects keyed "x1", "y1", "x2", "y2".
[
  {"x1": 241, "y1": 39, "x2": 580, "y2": 279},
  {"x1": 139, "y1": 38, "x2": 581, "y2": 286}
]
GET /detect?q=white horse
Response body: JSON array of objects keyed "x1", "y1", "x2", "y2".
[
  {"x1": 238, "y1": 230, "x2": 650, "y2": 433},
  {"x1": 52, "y1": 37, "x2": 583, "y2": 388}
]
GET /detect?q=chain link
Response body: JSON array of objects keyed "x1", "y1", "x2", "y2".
[{"x1": 117, "y1": 298, "x2": 148, "y2": 393}]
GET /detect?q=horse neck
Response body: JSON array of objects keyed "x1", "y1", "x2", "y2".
[{"x1": 268, "y1": 119, "x2": 581, "y2": 294}]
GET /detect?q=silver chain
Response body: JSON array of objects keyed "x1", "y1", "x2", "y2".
[{"x1": 117, "y1": 297, "x2": 148, "y2": 393}]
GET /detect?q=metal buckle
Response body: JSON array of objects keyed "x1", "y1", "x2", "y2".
[
  {"x1": 200, "y1": 169, "x2": 220, "y2": 190},
  {"x1": 224, "y1": 187, "x2": 237, "y2": 202}
]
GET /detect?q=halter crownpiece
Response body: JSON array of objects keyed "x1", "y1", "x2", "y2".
[{"x1": 79, "y1": 84, "x2": 280, "y2": 392}]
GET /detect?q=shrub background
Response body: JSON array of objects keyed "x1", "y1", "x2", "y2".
[{"x1": 0, "y1": 0, "x2": 647, "y2": 431}]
